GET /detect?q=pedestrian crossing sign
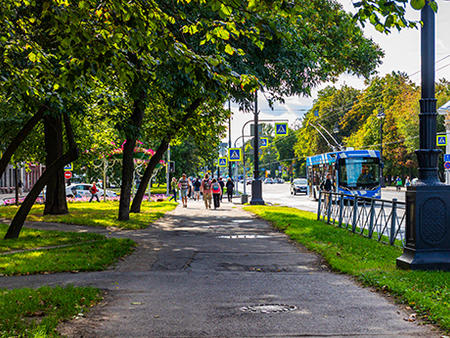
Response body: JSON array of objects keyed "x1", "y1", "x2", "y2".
[
  {"x1": 437, "y1": 135, "x2": 447, "y2": 146},
  {"x1": 218, "y1": 157, "x2": 228, "y2": 167},
  {"x1": 228, "y1": 148, "x2": 242, "y2": 162},
  {"x1": 275, "y1": 123, "x2": 288, "y2": 136},
  {"x1": 260, "y1": 137, "x2": 269, "y2": 147}
]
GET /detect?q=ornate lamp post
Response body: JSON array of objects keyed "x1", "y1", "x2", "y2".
[
  {"x1": 396, "y1": 1, "x2": 450, "y2": 271},
  {"x1": 377, "y1": 108, "x2": 386, "y2": 188},
  {"x1": 250, "y1": 91, "x2": 264, "y2": 205}
]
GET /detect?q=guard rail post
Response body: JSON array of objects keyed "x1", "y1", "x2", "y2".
[
  {"x1": 338, "y1": 193, "x2": 344, "y2": 227},
  {"x1": 390, "y1": 198, "x2": 398, "y2": 245},
  {"x1": 317, "y1": 190, "x2": 322, "y2": 220},
  {"x1": 326, "y1": 192, "x2": 332, "y2": 224},
  {"x1": 368, "y1": 198, "x2": 375, "y2": 239},
  {"x1": 352, "y1": 196, "x2": 358, "y2": 233}
]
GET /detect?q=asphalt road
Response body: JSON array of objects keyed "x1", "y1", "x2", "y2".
[{"x1": 0, "y1": 201, "x2": 435, "y2": 336}]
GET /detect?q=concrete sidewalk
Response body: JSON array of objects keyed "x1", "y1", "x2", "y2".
[{"x1": 0, "y1": 200, "x2": 438, "y2": 336}]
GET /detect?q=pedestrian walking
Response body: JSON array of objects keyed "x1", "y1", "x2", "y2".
[
  {"x1": 395, "y1": 176, "x2": 402, "y2": 191},
  {"x1": 169, "y1": 177, "x2": 178, "y2": 201},
  {"x1": 218, "y1": 177, "x2": 225, "y2": 202},
  {"x1": 17, "y1": 180, "x2": 23, "y2": 196},
  {"x1": 211, "y1": 178, "x2": 222, "y2": 209},
  {"x1": 201, "y1": 174, "x2": 212, "y2": 209},
  {"x1": 405, "y1": 176, "x2": 411, "y2": 187},
  {"x1": 89, "y1": 182, "x2": 100, "y2": 202},
  {"x1": 226, "y1": 177, "x2": 234, "y2": 202},
  {"x1": 193, "y1": 178, "x2": 201, "y2": 201},
  {"x1": 178, "y1": 173, "x2": 189, "y2": 207}
]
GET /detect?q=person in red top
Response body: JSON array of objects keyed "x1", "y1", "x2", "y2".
[
  {"x1": 89, "y1": 182, "x2": 100, "y2": 202},
  {"x1": 211, "y1": 178, "x2": 222, "y2": 209}
]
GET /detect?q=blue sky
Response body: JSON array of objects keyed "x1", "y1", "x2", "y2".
[{"x1": 226, "y1": 0, "x2": 450, "y2": 144}]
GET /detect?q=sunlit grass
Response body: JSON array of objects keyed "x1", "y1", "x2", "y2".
[
  {"x1": 245, "y1": 205, "x2": 450, "y2": 333},
  {"x1": 0, "y1": 238, "x2": 135, "y2": 276},
  {"x1": 0, "y1": 224, "x2": 103, "y2": 253},
  {"x1": 0, "y1": 285, "x2": 101, "y2": 337},
  {"x1": 0, "y1": 200, "x2": 178, "y2": 230}
]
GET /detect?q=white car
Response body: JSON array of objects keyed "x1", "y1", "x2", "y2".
[{"x1": 66, "y1": 184, "x2": 117, "y2": 198}]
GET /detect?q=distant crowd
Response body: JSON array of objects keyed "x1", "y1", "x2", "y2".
[{"x1": 170, "y1": 174, "x2": 234, "y2": 209}]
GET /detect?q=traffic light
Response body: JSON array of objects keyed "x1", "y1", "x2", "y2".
[{"x1": 169, "y1": 161, "x2": 175, "y2": 173}]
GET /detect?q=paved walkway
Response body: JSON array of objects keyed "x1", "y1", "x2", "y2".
[{"x1": 0, "y1": 200, "x2": 438, "y2": 337}]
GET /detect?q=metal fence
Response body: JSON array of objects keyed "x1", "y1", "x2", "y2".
[{"x1": 317, "y1": 191, "x2": 406, "y2": 247}]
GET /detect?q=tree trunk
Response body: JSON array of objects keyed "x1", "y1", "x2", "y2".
[
  {"x1": 43, "y1": 114, "x2": 68, "y2": 215},
  {"x1": 118, "y1": 85, "x2": 146, "y2": 221},
  {"x1": 0, "y1": 107, "x2": 44, "y2": 178},
  {"x1": 129, "y1": 98, "x2": 203, "y2": 213},
  {"x1": 129, "y1": 140, "x2": 169, "y2": 213},
  {"x1": 4, "y1": 112, "x2": 78, "y2": 239}
]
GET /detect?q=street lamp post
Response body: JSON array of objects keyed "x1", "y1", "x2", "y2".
[
  {"x1": 377, "y1": 109, "x2": 386, "y2": 187},
  {"x1": 228, "y1": 100, "x2": 232, "y2": 178},
  {"x1": 250, "y1": 91, "x2": 264, "y2": 205},
  {"x1": 396, "y1": 1, "x2": 450, "y2": 271}
]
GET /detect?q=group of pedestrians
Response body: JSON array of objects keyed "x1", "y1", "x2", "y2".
[{"x1": 169, "y1": 174, "x2": 235, "y2": 209}]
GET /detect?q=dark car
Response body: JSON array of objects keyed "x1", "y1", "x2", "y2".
[{"x1": 290, "y1": 178, "x2": 308, "y2": 195}]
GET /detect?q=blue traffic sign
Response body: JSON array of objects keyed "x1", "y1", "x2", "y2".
[
  {"x1": 437, "y1": 135, "x2": 447, "y2": 146},
  {"x1": 260, "y1": 137, "x2": 269, "y2": 147},
  {"x1": 275, "y1": 123, "x2": 288, "y2": 136},
  {"x1": 228, "y1": 148, "x2": 242, "y2": 162},
  {"x1": 218, "y1": 157, "x2": 227, "y2": 167},
  {"x1": 444, "y1": 154, "x2": 450, "y2": 162}
]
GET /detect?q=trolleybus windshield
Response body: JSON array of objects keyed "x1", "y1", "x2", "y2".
[{"x1": 338, "y1": 157, "x2": 380, "y2": 189}]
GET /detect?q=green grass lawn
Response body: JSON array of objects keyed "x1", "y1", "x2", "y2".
[
  {"x1": 0, "y1": 237, "x2": 135, "y2": 276},
  {"x1": 0, "y1": 200, "x2": 178, "y2": 230},
  {"x1": 245, "y1": 205, "x2": 450, "y2": 333},
  {"x1": 0, "y1": 285, "x2": 101, "y2": 337},
  {"x1": 0, "y1": 224, "x2": 103, "y2": 253}
]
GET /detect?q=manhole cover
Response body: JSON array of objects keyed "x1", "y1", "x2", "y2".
[
  {"x1": 240, "y1": 304, "x2": 297, "y2": 313},
  {"x1": 217, "y1": 234, "x2": 270, "y2": 239}
]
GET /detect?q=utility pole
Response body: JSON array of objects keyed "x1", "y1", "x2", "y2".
[
  {"x1": 377, "y1": 108, "x2": 386, "y2": 187},
  {"x1": 397, "y1": 1, "x2": 450, "y2": 271},
  {"x1": 250, "y1": 90, "x2": 264, "y2": 205},
  {"x1": 228, "y1": 100, "x2": 232, "y2": 178},
  {"x1": 166, "y1": 144, "x2": 170, "y2": 196}
]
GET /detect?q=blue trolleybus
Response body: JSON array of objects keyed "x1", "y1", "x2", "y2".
[{"x1": 306, "y1": 150, "x2": 381, "y2": 200}]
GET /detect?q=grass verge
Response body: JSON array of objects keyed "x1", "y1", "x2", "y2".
[
  {"x1": 244, "y1": 205, "x2": 450, "y2": 333},
  {"x1": 0, "y1": 224, "x2": 103, "y2": 253},
  {"x1": 0, "y1": 285, "x2": 101, "y2": 337},
  {"x1": 0, "y1": 200, "x2": 178, "y2": 230},
  {"x1": 0, "y1": 237, "x2": 135, "y2": 276}
]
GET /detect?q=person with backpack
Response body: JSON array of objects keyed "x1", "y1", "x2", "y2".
[
  {"x1": 225, "y1": 177, "x2": 234, "y2": 202},
  {"x1": 211, "y1": 178, "x2": 222, "y2": 209},
  {"x1": 218, "y1": 177, "x2": 225, "y2": 202},
  {"x1": 193, "y1": 177, "x2": 201, "y2": 201},
  {"x1": 178, "y1": 173, "x2": 189, "y2": 207},
  {"x1": 89, "y1": 182, "x2": 100, "y2": 202},
  {"x1": 201, "y1": 174, "x2": 212, "y2": 209}
]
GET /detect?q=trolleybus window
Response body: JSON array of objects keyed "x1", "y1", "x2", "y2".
[{"x1": 338, "y1": 157, "x2": 379, "y2": 189}]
